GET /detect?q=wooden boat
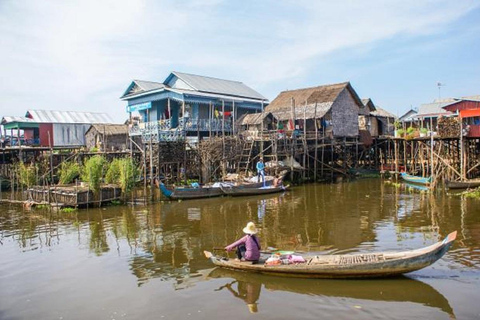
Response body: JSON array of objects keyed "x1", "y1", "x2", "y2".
[
  {"x1": 400, "y1": 172, "x2": 432, "y2": 186},
  {"x1": 156, "y1": 175, "x2": 284, "y2": 200},
  {"x1": 220, "y1": 184, "x2": 288, "y2": 197},
  {"x1": 157, "y1": 181, "x2": 226, "y2": 200},
  {"x1": 204, "y1": 231, "x2": 456, "y2": 278},
  {"x1": 445, "y1": 179, "x2": 480, "y2": 190}
]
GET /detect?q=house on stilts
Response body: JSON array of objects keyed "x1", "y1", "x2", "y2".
[{"x1": 121, "y1": 72, "x2": 268, "y2": 144}]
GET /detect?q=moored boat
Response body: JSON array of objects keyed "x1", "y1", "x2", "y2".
[
  {"x1": 400, "y1": 172, "x2": 432, "y2": 186},
  {"x1": 157, "y1": 181, "x2": 226, "y2": 200},
  {"x1": 156, "y1": 173, "x2": 286, "y2": 200},
  {"x1": 445, "y1": 179, "x2": 480, "y2": 190},
  {"x1": 204, "y1": 231, "x2": 456, "y2": 278}
]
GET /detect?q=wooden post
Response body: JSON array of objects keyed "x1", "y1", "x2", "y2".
[
  {"x1": 222, "y1": 100, "x2": 226, "y2": 181},
  {"x1": 48, "y1": 131, "x2": 53, "y2": 183},
  {"x1": 290, "y1": 98, "x2": 295, "y2": 181},
  {"x1": 303, "y1": 100, "x2": 307, "y2": 181},
  {"x1": 167, "y1": 98, "x2": 171, "y2": 125},
  {"x1": 314, "y1": 102, "x2": 318, "y2": 181},
  {"x1": 260, "y1": 100, "x2": 264, "y2": 156},
  {"x1": 209, "y1": 102, "x2": 212, "y2": 138},
  {"x1": 460, "y1": 117, "x2": 464, "y2": 180},
  {"x1": 232, "y1": 100, "x2": 236, "y2": 134}
]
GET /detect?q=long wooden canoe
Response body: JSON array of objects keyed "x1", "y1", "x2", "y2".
[
  {"x1": 445, "y1": 179, "x2": 480, "y2": 190},
  {"x1": 157, "y1": 176, "x2": 283, "y2": 200},
  {"x1": 204, "y1": 231, "x2": 456, "y2": 278},
  {"x1": 400, "y1": 172, "x2": 432, "y2": 186}
]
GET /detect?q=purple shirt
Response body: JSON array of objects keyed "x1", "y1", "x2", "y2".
[{"x1": 225, "y1": 234, "x2": 261, "y2": 261}]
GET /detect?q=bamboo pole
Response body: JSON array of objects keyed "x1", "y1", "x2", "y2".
[{"x1": 314, "y1": 102, "x2": 318, "y2": 181}]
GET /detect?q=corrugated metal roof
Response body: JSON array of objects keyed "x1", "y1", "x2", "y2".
[
  {"x1": 399, "y1": 109, "x2": 417, "y2": 121},
  {"x1": 171, "y1": 71, "x2": 267, "y2": 100},
  {"x1": 26, "y1": 110, "x2": 114, "y2": 124},
  {"x1": 86, "y1": 124, "x2": 128, "y2": 135},
  {"x1": 134, "y1": 80, "x2": 165, "y2": 92},
  {"x1": 370, "y1": 106, "x2": 396, "y2": 118},
  {"x1": 271, "y1": 102, "x2": 332, "y2": 121},
  {"x1": 416, "y1": 101, "x2": 455, "y2": 117},
  {"x1": 1, "y1": 116, "x2": 35, "y2": 124}
]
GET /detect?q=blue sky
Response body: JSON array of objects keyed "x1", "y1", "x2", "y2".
[{"x1": 1, "y1": 0, "x2": 479, "y2": 123}]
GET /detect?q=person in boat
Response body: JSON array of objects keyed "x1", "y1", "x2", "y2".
[
  {"x1": 225, "y1": 222, "x2": 261, "y2": 262},
  {"x1": 256, "y1": 158, "x2": 265, "y2": 185}
]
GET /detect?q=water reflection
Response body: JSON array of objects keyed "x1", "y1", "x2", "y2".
[
  {"x1": 1, "y1": 179, "x2": 479, "y2": 290},
  {"x1": 216, "y1": 277, "x2": 261, "y2": 314},
  {"x1": 207, "y1": 267, "x2": 455, "y2": 318}
]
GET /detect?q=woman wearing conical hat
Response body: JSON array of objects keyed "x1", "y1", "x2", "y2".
[{"x1": 225, "y1": 222, "x2": 261, "y2": 262}]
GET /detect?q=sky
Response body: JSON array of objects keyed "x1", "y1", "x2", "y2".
[{"x1": 1, "y1": 0, "x2": 479, "y2": 124}]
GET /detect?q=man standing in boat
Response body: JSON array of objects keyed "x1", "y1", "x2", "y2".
[
  {"x1": 256, "y1": 157, "x2": 265, "y2": 187},
  {"x1": 225, "y1": 222, "x2": 261, "y2": 262}
]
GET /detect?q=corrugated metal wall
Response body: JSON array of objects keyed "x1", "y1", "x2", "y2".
[{"x1": 52, "y1": 124, "x2": 90, "y2": 146}]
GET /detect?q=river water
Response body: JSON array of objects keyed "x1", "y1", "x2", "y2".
[{"x1": 0, "y1": 179, "x2": 479, "y2": 319}]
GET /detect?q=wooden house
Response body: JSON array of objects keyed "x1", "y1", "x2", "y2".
[
  {"x1": 1, "y1": 110, "x2": 114, "y2": 147},
  {"x1": 265, "y1": 82, "x2": 363, "y2": 138},
  {"x1": 442, "y1": 96, "x2": 480, "y2": 137},
  {"x1": 412, "y1": 99, "x2": 455, "y2": 132},
  {"x1": 370, "y1": 107, "x2": 396, "y2": 137},
  {"x1": 398, "y1": 109, "x2": 418, "y2": 128},
  {"x1": 85, "y1": 124, "x2": 129, "y2": 151},
  {"x1": 237, "y1": 112, "x2": 277, "y2": 139},
  {"x1": 120, "y1": 72, "x2": 268, "y2": 143},
  {"x1": 359, "y1": 98, "x2": 376, "y2": 135}
]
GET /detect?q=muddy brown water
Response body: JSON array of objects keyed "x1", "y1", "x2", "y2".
[{"x1": 0, "y1": 179, "x2": 479, "y2": 319}]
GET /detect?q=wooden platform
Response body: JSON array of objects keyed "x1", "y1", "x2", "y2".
[{"x1": 26, "y1": 184, "x2": 122, "y2": 207}]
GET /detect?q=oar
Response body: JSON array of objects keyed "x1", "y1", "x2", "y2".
[{"x1": 213, "y1": 246, "x2": 302, "y2": 255}]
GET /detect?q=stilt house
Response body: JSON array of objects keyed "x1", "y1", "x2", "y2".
[
  {"x1": 120, "y1": 72, "x2": 268, "y2": 143},
  {"x1": 265, "y1": 82, "x2": 363, "y2": 138},
  {"x1": 370, "y1": 107, "x2": 397, "y2": 137},
  {"x1": 85, "y1": 124, "x2": 129, "y2": 151}
]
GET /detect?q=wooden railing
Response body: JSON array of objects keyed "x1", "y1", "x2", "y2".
[{"x1": 129, "y1": 118, "x2": 233, "y2": 141}]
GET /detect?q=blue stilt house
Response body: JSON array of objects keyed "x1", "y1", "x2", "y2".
[{"x1": 121, "y1": 72, "x2": 268, "y2": 143}]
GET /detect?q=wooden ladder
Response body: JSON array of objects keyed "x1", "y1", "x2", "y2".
[{"x1": 237, "y1": 140, "x2": 255, "y2": 174}]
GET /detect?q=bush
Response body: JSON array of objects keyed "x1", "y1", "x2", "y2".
[
  {"x1": 396, "y1": 129, "x2": 405, "y2": 137},
  {"x1": 105, "y1": 159, "x2": 121, "y2": 184},
  {"x1": 118, "y1": 158, "x2": 139, "y2": 194},
  {"x1": 81, "y1": 155, "x2": 106, "y2": 194},
  {"x1": 18, "y1": 162, "x2": 36, "y2": 188},
  {"x1": 105, "y1": 157, "x2": 138, "y2": 194},
  {"x1": 420, "y1": 127, "x2": 428, "y2": 134},
  {"x1": 58, "y1": 161, "x2": 81, "y2": 184},
  {"x1": 406, "y1": 127, "x2": 415, "y2": 134}
]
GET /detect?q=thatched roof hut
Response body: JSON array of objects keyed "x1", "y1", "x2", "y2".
[{"x1": 266, "y1": 82, "x2": 363, "y2": 137}]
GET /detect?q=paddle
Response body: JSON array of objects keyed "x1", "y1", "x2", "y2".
[{"x1": 213, "y1": 247, "x2": 300, "y2": 255}]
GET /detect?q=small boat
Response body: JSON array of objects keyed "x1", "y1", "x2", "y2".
[
  {"x1": 445, "y1": 179, "x2": 480, "y2": 190},
  {"x1": 220, "y1": 184, "x2": 288, "y2": 197},
  {"x1": 156, "y1": 174, "x2": 285, "y2": 200},
  {"x1": 157, "y1": 181, "x2": 226, "y2": 200},
  {"x1": 400, "y1": 172, "x2": 432, "y2": 186},
  {"x1": 204, "y1": 231, "x2": 456, "y2": 278}
]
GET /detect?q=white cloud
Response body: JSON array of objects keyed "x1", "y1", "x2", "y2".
[{"x1": 0, "y1": 0, "x2": 478, "y2": 122}]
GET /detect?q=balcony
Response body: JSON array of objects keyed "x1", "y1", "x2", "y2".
[{"x1": 129, "y1": 118, "x2": 233, "y2": 143}]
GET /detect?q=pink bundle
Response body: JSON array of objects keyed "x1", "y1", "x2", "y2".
[{"x1": 288, "y1": 255, "x2": 306, "y2": 263}]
